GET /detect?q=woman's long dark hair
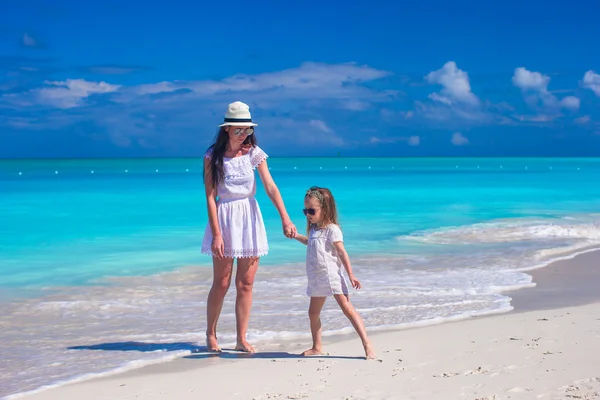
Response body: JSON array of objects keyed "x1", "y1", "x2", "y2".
[{"x1": 204, "y1": 127, "x2": 257, "y2": 188}]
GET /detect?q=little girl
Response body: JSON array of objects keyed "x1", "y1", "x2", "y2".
[{"x1": 293, "y1": 186, "x2": 376, "y2": 360}]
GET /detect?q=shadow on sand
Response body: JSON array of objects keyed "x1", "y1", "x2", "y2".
[{"x1": 68, "y1": 341, "x2": 364, "y2": 360}]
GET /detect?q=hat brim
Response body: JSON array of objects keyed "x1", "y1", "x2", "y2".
[{"x1": 219, "y1": 122, "x2": 258, "y2": 127}]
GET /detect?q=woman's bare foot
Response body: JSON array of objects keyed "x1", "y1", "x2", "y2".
[
  {"x1": 235, "y1": 340, "x2": 256, "y2": 353},
  {"x1": 364, "y1": 344, "x2": 377, "y2": 360},
  {"x1": 206, "y1": 334, "x2": 221, "y2": 352},
  {"x1": 301, "y1": 348, "x2": 323, "y2": 356}
]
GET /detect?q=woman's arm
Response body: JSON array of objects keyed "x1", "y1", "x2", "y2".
[
  {"x1": 332, "y1": 241, "x2": 362, "y2": 289},
  {"x1": 204, "y1": 157, "x2": 224, "y2": 258},
  {"x1": 256, "y1": 159, "x2": 297, "y2": 237}
]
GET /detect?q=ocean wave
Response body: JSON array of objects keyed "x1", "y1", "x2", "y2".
[
  {"x1": 3, "y1": 214, "x2": 600, "y2": 399},
  {"x1": 401, "y1": 217, "x2": 600, "y2": 245}
]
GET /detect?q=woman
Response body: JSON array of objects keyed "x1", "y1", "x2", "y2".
[{"x1": 201, "y1": 101, "x2": 297, "y2": 353}]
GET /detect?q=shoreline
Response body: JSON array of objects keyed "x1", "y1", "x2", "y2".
[
  {"x1": 6, "y1": 248, "x2": 600, "y2": 400},
  {"x1": 509, "y1": 248, "x2": 600, "y2": 312}
]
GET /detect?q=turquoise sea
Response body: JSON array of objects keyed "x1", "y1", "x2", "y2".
[{"x1": 2, "y1": 157, "x2": 600, "y2": 398}]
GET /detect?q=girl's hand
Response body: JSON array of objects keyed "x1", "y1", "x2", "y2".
[
  {"x1": 349, "y1": 275, "x2": 362, "y2": 290},
  {"x1": 282, "y1": 220, "x2": 297, "y2": 238},
  {"x1": 211, "y1": 235, "x2": 225, "y2": 259}
]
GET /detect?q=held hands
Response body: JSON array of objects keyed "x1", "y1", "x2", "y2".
[
  {"x1": 282, "y1": 219, "x2": 297, "y2": 239},
  {"x1": 348, "y1": 274, "x2": 362, "y2": 290},
  {"x1": 211, "y1": 235, "x2": 225, "y2": 259}
]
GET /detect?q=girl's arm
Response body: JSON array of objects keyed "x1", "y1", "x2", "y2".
[
  {"x1": 294, "y1": 234, "x2": 308, "y2": 245},
  {"x1": 332, "y1": 241, "x2": 362, "y2": 289},
  {"x1": 256, "y1": 159, "x2": 297, "y2": 238},
  {"x1": 204, "y1": 157, "x2": 224, "y2": 259}
]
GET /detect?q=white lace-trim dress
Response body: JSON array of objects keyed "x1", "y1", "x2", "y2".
[
  {"x1": 305, "y1": 223, "x2": 350, "y2": 297},
  {"x1": 201, "y1": 145, "x2": 269, "y2": 258}
]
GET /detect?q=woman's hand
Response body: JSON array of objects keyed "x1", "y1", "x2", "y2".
[
  {"x1": 211, "y1": 235, "x2": 225, "y2": 259},
  {"x1": 348, "y1": 274, "x2": 362, "y2": 290},
  {"x1": 282, "y1": 219, "x2": 297, "y2": 238}
]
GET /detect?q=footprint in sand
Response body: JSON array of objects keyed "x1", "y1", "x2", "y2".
[
  {"x1": 433, "y1": 371, "x2": 460, "y2": 378},
  {"x1": 316, "y1": 361, "x2": 337, "y2": 371},
  {"x1": 286, "y1": 393, "x2": 308, "y2": 399},
  {"x1": 507, "y1": 387, "x2": 533, "y2": 393},
  {"x1": 435, "y1": 366, "x2": 491, "y2": 378},
  {"x1": 554, "y1": 377, "x2": 600, "y2": 400},
  {"x1": 465, "y1": 366, "x2": 490, "y2": 375}
]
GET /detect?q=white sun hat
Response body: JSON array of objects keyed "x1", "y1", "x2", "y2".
[{"x1": 218, "y1": 101, "x2": 258, "y2": 127}]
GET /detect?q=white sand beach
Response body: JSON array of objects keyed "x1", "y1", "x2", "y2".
[{"x1": 12, "y1": 251, "x2": 600, "y2": 400}]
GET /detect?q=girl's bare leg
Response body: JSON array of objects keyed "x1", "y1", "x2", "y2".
[
  {"x1": 302, "y1": 296, "x2": 327, "y2": 356},
  {"x1": 206, "y1": 257, "x2": 234, "y2": 352},
  {"x1": 234, "y1": 256, "x2": 260, "y2": 352},
  {"x1": 333, "y1": 294, "x2": 376, "y2": 359}
]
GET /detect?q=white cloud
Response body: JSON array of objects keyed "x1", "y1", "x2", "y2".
[
  {"x1": 130, "y1": 62, "x2": 390, "y2": 103},
  {"x1": 451, "y1": 132, "x2": 469, "y2": 146},
  {"x1": 379, "y1": 109, "x2": 414, "y2": 121},
  {"x1": 21, "y1": 32, "x2": 41, "y2": 48},
  {"x1": 560, "y1": 96, "x2": 580, "y2": 111},
  {"x1": 512, "y1": 67, "x2": 579, "y2": 111},
  {"x1": 413, "y1": 100, "x2": 495, "y2": 127},
  {"x1": 575, "y1": 115, "x2": 591, "y2": 124},
  {"x1": 7, "y1": 117, "x2": 39, "y2": 129},
  {"x1": 264, "y1": 117, "x2": 344, "y2": 147},
  {"x1": 1, "y1": 62, "x2": 391, "y2": 151},
  {"x1": 369, "y1": 135, "x2": 420, "y2": 146},
  {"x1": 582, "y1": 70, "x2": 600, "y2": 96},
  {"x1": 309, "y1": 119, "x2": 332, "y2": 133},
  {"x1": 408, "y1": 136, "x2": 420, "y2": 146},
  {"x1": 409, "y1": 62, "x2": 511, "y2": 128},
  {"x1": 340, "y1": 99, "x2": 371, "y2": 110},
  {"x1": 135, "y1": 81, "x2": 177, "y2": 95},
  {"x1": 512, "y1": 68, "x2": 550, "y2": 92},
  {"x1": 34, "y1": 79, "x2": 120, "y2": 108},
  {"x1": 514, "y1": 114, "x2": 559, "y2": 123},
  {"x1": 425, "y1": 61, "x2": 479, "y2": 106}
]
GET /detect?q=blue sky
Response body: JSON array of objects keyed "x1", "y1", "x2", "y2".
[{"x1": 1, "y1": 0, "x2": 600, "y2": 158}]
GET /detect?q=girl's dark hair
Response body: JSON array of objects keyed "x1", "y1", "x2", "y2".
[{"x1": 204, "y1": 126, "x2": 257, "y2": 188}]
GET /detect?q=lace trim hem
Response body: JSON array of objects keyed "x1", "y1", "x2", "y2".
[
  {"x1": 203, "y1": 148, "x2": 268, "y2": 178},
  {"x1": 201, "y1": 248, "x2": 269, "y2": 258},
  {"x1": 223, "y1": 154, "x2": 268, "y2": 178},
  {"x1": 251, "y1": 152, "x2": 268, "y2": 169}
]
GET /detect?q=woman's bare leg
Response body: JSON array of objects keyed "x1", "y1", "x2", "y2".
[
  {"x1": 205, "y1": 256, "x2": 234, "y2": 351},
  {"x1": 234, "y1": 256, "x2": 260, "y2": 352}
]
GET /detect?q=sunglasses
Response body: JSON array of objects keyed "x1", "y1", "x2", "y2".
[
  {"x1": 302, "y1": 208, "x2": 317, "y2": 216},
  {"x1": 233, "y1": 127, "x2": 254, "y2": 136}
]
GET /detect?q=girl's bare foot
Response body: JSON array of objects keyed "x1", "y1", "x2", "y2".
[
  {"x1": 301, "y1": 348, "x2": 323, "y2": 356},
  {"x1": 206, "y1": 334, "x2": 221, "y2": 352},
  {"x1": 365, "y1": 344, "x2": 377, "y2": 360},
  {"x1": 235, "y1": 340, "x2": 256, "y2": 353}
]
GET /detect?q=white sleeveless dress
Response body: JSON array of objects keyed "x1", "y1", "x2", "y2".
[
  {"x1": 305, "y1": 223, "x2": 350, "y2": 297},
  {"x1": 201, "y1": 145, "x2": 269, "y2": 258}
]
